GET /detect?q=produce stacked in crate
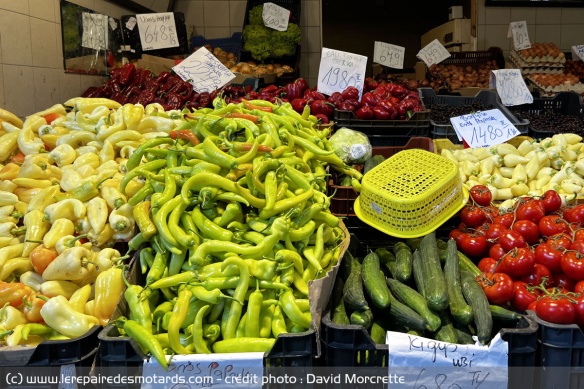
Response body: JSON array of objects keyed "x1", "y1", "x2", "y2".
[{"x1": 426, "y1": 51, "x2": 500, "y2": 92}]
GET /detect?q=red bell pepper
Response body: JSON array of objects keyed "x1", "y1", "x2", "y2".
[
  {"x1": 155, "y1": 71, "x2": 171, "y2": 85},
  {"x1": 310, "y1": 100, "x2": 334, "y2": 119},
  {"x1": 166, "y1": 92, "x2": 186, "y2": 110},
  {"x1": 283, "y1": 82, "x2": 302, "y2": 100},
  {"x1": 294, "y1": 78, "x2": 309, "y2": 92},
  {"x1": 355, "y1": 106, "x2": 374, "y2": 120},
  {"x1": 361, "y1": 92, "x2": 379, "y2": 107},
  {"x1": 137, "y1": 90, "x2": 155, "y2": 106},
  {"x1": 326, "y1": 92, "x2": 344, "y2": 109},
  {"x1": 372, "y1": 106, "x2": 390, "y2": 120},
  {"x1": 119, "y1": 63, "x2": 136, "y2": 86},
  {"x1": 341, "y1": 86, "x2": 359, "y2": 101},
  {"x1": 291, "y1": 98, "x2": 309, "y2": 114},
  {"x1": 304, "y1": 90, "x2": 326, "y2": 100}
]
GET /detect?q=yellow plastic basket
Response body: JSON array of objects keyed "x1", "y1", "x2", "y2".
[{"x1": 354, "y1": 149, "x2": 469, "y2": 238}]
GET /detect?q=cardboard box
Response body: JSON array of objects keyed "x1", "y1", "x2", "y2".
[
  {"x1": 129, "y1": 54, "x2": 181, "y2": 76},
  {"x1": 372, "y1": 63, "x2": 416, "y2": 79},
  {"x1": 65, "y1": 55, "x2": 106, "y2": 72},
  {"x1": 421, "y1": 19, "x2": 471, "y2": 48},
  {"x1": 415, "y1": 61, "x2": 427, "y2": 80},
  {"x1": 449, "y1": 6, "x2": 463, "y2": 20}
]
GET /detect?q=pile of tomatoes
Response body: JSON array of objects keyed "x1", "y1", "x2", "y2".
[{"x1": 450, "y1": 185, "x2": 584, "y2": 326}]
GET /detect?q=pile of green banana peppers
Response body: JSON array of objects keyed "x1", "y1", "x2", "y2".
[{"x1": 117, "y1": 98, "x2": 362, "y2": 367}]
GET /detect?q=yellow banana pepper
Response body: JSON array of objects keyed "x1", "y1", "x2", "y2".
[
  {"x1": 73, "y1": 152, "x2": 100, "y2": 171},
  {"x1": 76, "y1": 166, "x2": 96, "y2": 179},
  {"x1": 75, "y1": 217, "x2": 92, "y2": 235},
  {"x1": 123, "y1": 103, "x2": 144, "y2": 131},
  {"x1": 18, "y1": 154, "x2": 61, "y2": 181},
  {"x1": 108, "y1": 203, "x2": 135, "y2": 233},
  {"x1": 0, "y1": 191, "x2": 18, "y2": 206},
  {"x1": 35, "y1": 103, "x2": 67, "y2": 118},
  {"x1": 40, "y1": 134, "x2": 59, "y2": 150},
  {"x1": 0, "y1": 257, "x2": 33, "y2": 281},
  {"x1": 17, "y1": 115, "x2": 46, "y2": 155},
  {"x1": 40, "y1": 280, "x2": 79, "y2": 299},
  {"x1": 12, "y1": 178, "x2": 53, "y2": 189},
  {"x1": 40, "y1": 295, "x2": 100, "y2": 338},
  {"x1": 94, "y1": 248, "x2": 121, "y2": 274},
  {"x1": 49, "y1": 144, "x2": 77, "y2": 167},
  {"x1": 42, "y1": 246, "x2": 97, "y2": 281},
  {"x1": 60, "y1": 168, "x2": 83, "y2": 192},
  {"x1": 0, "y1": 180, "x2": 18, "y2": 193},
  {"x1": 44, "y1": 199, "x2": 86, "y2": 223},
  {"x1": 84, "y1": 300, "x2": 95, "y2": 316},
  {"x1": 43, "y1": 219, "x2": 75, "y2": 248},
  {"x1": 0, "y1": 162, "x2": 20, "y2": 181},
  {"x1": 0, "y1": 305, "x2": 27, "y2": 330},
  {"x1": 69, "y1": 284, "x2": 92, "y2": 312},
  {"x1": 99, "y1": 140, "x2": 115, "y2": 164},
  {"x1": 56, "y1": 131, "x2": 97, "y2": 149},
  {"x1": 100, "y1": 186, "x2": 127, "y2": 210},
  {"x1": 87, "y1": 224, "x2": 115, "y2": 247},
  {"x1": 136, "y1": 116, "x2": 175, "y2": 133},
  {"x1": 20, "y1": 271, "x2": 43, "y2": 292},
  {"x1": 0, "y1": 132, "x2": 19, "y2": 163},
  {"x1": 105, "y1": 130, "x2": 142, "y2": 145},
  {"x1": 27, "y1": 185, "x2": 60, "y2": 213},
  {"x1": 22, "y1": 210, "x2": 51, "y2": 257},
  {"x1": 64, "y1": 97, "x2": 121, "y2": 114},
  {"x1": 87, "y1": 197, "x2": 108, "y2": 235},
  {"x1": 93, "y1": 267, "x2": 125, "y2": 326},
  {"x1": 97, "y1": 108, "x2": 126, "y2": 141},
  {"x1": 14, "y1": 187, "x2": 42, "y2": 203},
  {"x1": 96, "y1": 160, "x2": 118, "y2": 175},
  {"x1": 0, "y1": 108, "x2": 23, "y2": 128}
]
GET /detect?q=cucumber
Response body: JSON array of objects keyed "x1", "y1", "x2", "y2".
[
  {"x1": 376, "y1": 247, "x2": 397, "y2": 278},
  {"x1": 461, "y1": 271, "x2": 493, "y2": 345},
  {"x1": 454, "y1": 328, "x2": 474, "y2": 344},
  {"x1": 406, "y1": 238, "x2": 423, "y2": 251},
  {"x1": 339, "y1": 175, "x2": 352, "y2": 186},
  {"x1": 420, "y1": 232, "x2": 449, "y2": 312},
  {"x1": 341, "y1": 251, "x2": 359, "y2": 280},
  {"x1": 393, "y1": 242, "x2": 410, "y2": 255},
  {"x1": 434, "y1": 311, "x2": 458, "y2": 344},
  {"x1": 361, "y1": 252, "x2": 391, "y2": 309},
  {"x1": 395, "y1": 249, "x2": 413, "y2": 283},
  {"x1": 412, "y1": 250, "x2": 426, "y2": 298},
  {"x1": 331, "y1": 278, "x2": 350, "y2": 325},
  {"x1": 364, "y1": 154, "x2": 385, "y2": 174},
  {"x1": 436, "y1": 239, "x2": 448, "y2": 251},
  {"x1": 386, "y1": 289, "x2": 428, "y2": 332},
  {"x1": 438, "y1": 249, "x2": 448, "y2": 263},
  {"x1": 386, "y1": 278, "x2": 441, "y2": 332},
  {"x1": 351, "y1": 308, "x2": 373, "y2": 329},
  {"x1": 490, "y1": 305, "x2": 522, "y2": 322},
  {"x1": 458, "y1": 251, "x2": 481, "y2": 277},
  {"x1": 343, "y1": 256, "x2": 369, "y2": 311},
  {"x1": 444, "y1": 239, "x2": 474, "y2": 326},
  {"x1": 370, "y1": 320, "x2": 388, "y2": 344}
]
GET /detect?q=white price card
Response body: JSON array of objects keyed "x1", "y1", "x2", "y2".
[
  {"x1": 109, "y1": 17, "x2": 118, "y2": 31},
  {"x1": 317, "y1": 48, "x2": 368, "y2": 99},
  {"x1": 136, "y1": 12, "x2": 179, "y2": 51},
  {"x1": 173, "y1": 47, "x2": 235, "y2": 93},
  {"x1": 141, "y1": 353, "x2": 264, "y2": 389},
  {"x1": 508, "y1": 21, "x2": 531, "y2": 51},
  {"x1": 572, "y1": 45, "x2": 584, "y2": 61},
  {"x1": 450, "y1": 108, "x2": 521, "y2": 148},
  {"x1": 262, "y1": 2, "x2": 290, "y2": 31},
  {"x1": 490, "y1": 69, "x2": 533, "y2": 106},
  {"x1": 82, "y1": 12, "x2": 108, "y2": 50},
  {"x1": 416, "y1": 39, "x2": 451, "y2": 67},
  {"x1": 374, "y1": 41, "x2": 405, "y2": 69},
  {"x1": 125, "y1": 16, "x2": 137, "y2": 31},
  {"x1": 387, "y1": 331, "x2": 508, "y2": 389}
]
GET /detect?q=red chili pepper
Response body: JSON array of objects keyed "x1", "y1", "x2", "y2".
[
  {"x1": 119, "y1": 63, "x2": 136, "y2": 85},
  {"x1": 242, "y1": 100, "x2": 272, "y2": 112},
  {"x1": 260, "y1": 85, "x2": 279, "y2": 94},
  {"x1": 145, "y1": 79, "x2": 159, "y2": 93},
  {"x1": 165, "y1": 92, "x2": 185, "y2": 110},
  {"x1": 81, "y1": 87, "x2": 98, "y2": 98},
  {"x1": 138, "y1": 68, "x2": 153, "y2": 86},
  {"x1": 224, "y1": 112, "x2": 260, "y2": 123},
  {"x1": 110, "y1": 92, "x2": 129, "y2": 105},
  {"x1": 170, "y1": 129, "x2": 200, "y2": 145},
  {"x1": 159, "y1": 76, "x2": 181, "y2": 94},
  {"x1": 137, "y1": 90, "x2": 155, "y2": 106},
  {"x1": 155, "y1": 71, "x2": 171, "y2": 85}
]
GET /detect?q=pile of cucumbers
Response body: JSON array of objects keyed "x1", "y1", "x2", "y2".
[{"x1": 331, "y1": 232, "x2": 522, "y2": 346}]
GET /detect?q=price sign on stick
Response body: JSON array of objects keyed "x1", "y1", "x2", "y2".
[
  {"x1": 490, "y1": 69, "x2": 533, "y2": 106},
  {"x1": 136, "y1": 12, "x2": 179, "y2": 51},
  {"x1": 262, "y1": 2, "x2": 290, "y2": 31},
  {"x1": 141, "y1": 353, "x2": 264, "y2": 389},
  {"x1": 572, "y1": 45, "x2": 584, "y2": 61},
  {"x1": 82, "y1": 13, "x2": 109, "y2": 50},
  {"x1": 450, "y1": 109, "x2": 521, "y2": 148},
  {"x1": 387, "y1": 331, "x2": 509, "y2": 389},
  {"x1": 374, "y1": 41, "x2": 405, "y2": 69},
  {"x1": 417, "y1": 39, "x2": 451, "y2": 67},
  {"x1": 173, "y1": 47, "x2": 235, "y2": 93},
  {"x1": 317, "y1": 48, "x2": 368, "y2": 99},
  {"x1": 508, "y1": 21, "x2": 531, "y2": 51}
]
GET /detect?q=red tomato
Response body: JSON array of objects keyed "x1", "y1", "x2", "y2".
[
  {"x1": 520, "y1": 263, "x2": 553, "y2": 288},
  {"x1": 478, "y1": 257, "x2": 498, "y2": 274},
  {"x1": 502, "y1": 247, "x2": 535, "y2": 278},
  {"x1": 548, "y1": 233, "x2": 573, "y2": 250},
  {"x1": 553, "y1": 273, "x2": 576, "y2": 292},
  {"x1": 458, "y1": 222, "x2": 469, "y2": 233},
  {"x1": 483, "y1": 223, "x2": 508, "y2": 242},
  {"x1": 469, "y1": 185, "x2": 492, "y2": 206},
  {"x1": 561, "y1": 251, "x2": 584, "y2": 281},
  {"x1": 511, "y1": 281, "x2": 542, "y2": 312},
  {"x1": 534, "y1": 242, "x2": 564, "y2": 274},
  {"x1": 573, "y1": 228, "x2": 584, "y2": 242},
  {"x1": 489, "y1": 243, "x2": 507, "y2": 261},
  {"x1": 478, "y1": 272, "x2": 515, "y2": 305},
  {"x1": 575, "y1": 280, "x2": 584, "y2": 294},
  {"x1": 460, "y1": 205, "x2": 486, "y2": 228},
  {"x1": 494, "y1": 213, "x2": 514, "y2": 229},
  {"x1": 542, "y1": 190, "x2": 562, "y2": 214},
  {"x1": 459, "y1": 233, "x2": 488, "y2": 257},
  {"x1": 575, "y1": 294, "x2": 584, "y2": 327},
  {"x1": 482, "y1": 206, "x2": 500, "y2": 222},
  {"x1": 566, "y1": 204, "x2": 584, "y2": 225},
  {"x1": 535, "y1": 296, "x2": 576, "y2": 324},
  {"x1": 516, "y1": 201, "x2": 546, "y2": 224},
  {"x1": 449, "y1": 229, "x2": 464, "y2": 248},
  {"x1": 539, "y1": 215, "x2": 570, "y2": 237},
  {"x1": 512, "y1": 219, "x2": 540, "y2": 244},
  {"x1": 571, "y1": 239, "x2": 584, "y2": 255},
  {"x1": 499, "y1": 230, "x2": 527, "y2": 251}
]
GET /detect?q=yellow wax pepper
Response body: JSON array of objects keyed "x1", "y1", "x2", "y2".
[
  {"x1": 64, "y1": 97, "x2": 121, "y2": 115},
  {"x1": 44, "y1": 199, "x2": 86, "y2": 223},
  {"x1": 99, "y1": 141, "x2": 115, "y2": 164},
  {"x1": 0, "y1": 304, "x2": 27, "y2": 330},
  {"x1": 0, "y1": 257, "x2": 34, "y2": 281},
  {"x1": 56, "y1": 131, "x2": 97, "y2": 149},
  {"x1": 0, "y1": 191, "x2": 18, "y2": 206},
  {"x1": 43, "y1": 219, "x2": 76, "y2": 248},
  {"x1": 122, "y1": 103, "x2": 144, "y2": 131},
  {"x1": 101, "y1": 186, "x2": 127, "y2": 210},
  {"x1": 73, "y1": 152, "x2": 100, "y2": 171},
  {"x1": 40, "y1": 280, "x2": 79, "y2": 299},
  {"x1": 0, "y1": 163, "x2": 20, "y2": 181},
  {"x1": 87, "y1": 197, "x2": 108, "y2": 235},
  {"x1": 87, "y1": 224, "x2": 115, "y2": 247},
  {"x1": 108, "y1": 203, "x2": 135, "y2": 233},
  {"x1": 0, "y1": 108, "x2": 23, "y2": 128},
  {"x1": 94, "y1": 248, "x2": 121, "y2": 274},
  {"x1": 27, "y1": 185, "x2": 60, "y2": 213},
  {"x1": 49, "y1": 144, "x2": 77, "y2": 167},
  {"x1": 97, "y1": 107, "x2": 126, "y2": 141},
  {"x1": 69, "y1": 284, "x2": 92, "y2": 312},
  {"x1": 40, "y1": 295, "x2": 100, "y2": 338},
  {"x1": 0, "y1": 132, "x2": 19, "y2": 163},
  {"x1": 93, "y1": 267, "x2": 125, "y2": 326},
  {"x1": 17, "y1": 115, "x2": 46, "y2": 155},
  {"x1": 42, "y1": 246, "x2": 97, "y2": 281},
  {"x1": 22, "y1": 210, "x2": 51, "y2": 257}
]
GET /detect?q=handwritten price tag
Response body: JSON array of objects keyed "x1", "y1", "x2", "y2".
[
  {"x1": 136, "y1": 12, "x2": 179, "y2": 51},
  {"x1": 173, "y1": 47, "x2": 235, "y2": 93},
  {"x1": 508, "y1": 21, "x2": 531, "y2": 51},
  {"x1": 572, "y1": 45, "x2": 584, "y2": 61},
  {"x1": 262, "y1": 2, "x2": 290, "y2": 31},
  {"x1": 387, "y1": 332, "x2": 508, "y2": 389},
  {"x1": 82, "y1": 12, "x2": 109, "y2": 50},
  {"x1": 374, "y1": 41, "x2": 405, "y2": 69},
  {"x1": 141, "y1": 353, "x2": 263, "y2": 389},
  {"x1": 450, "y1": 109, "x2": 521, "y2": 148},
  {"x1": 417, "y1": 39, "x2": 451, "y2": 67},
  {"x1": 490, "y1": 69, "x2": 533, "y2": 106},
  {"x1": 317, "y1": 48, "x2": 367, "y2": 99}
]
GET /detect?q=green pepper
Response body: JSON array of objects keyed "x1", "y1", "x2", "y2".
[
  {"x1": 168, "y1": 200, "x2": 196, "y2": 248},
  {"x1": 245, "y1": 281, "x2": 263, "y2": 338},
  {"x1": 146, "y1": 251, "x2": 169, "y2": 287},
  {"x1": 221, "y1": 257, "x2": 250, "y2": 340},
  {"x1": 188, "y1": 285, "x2": 237, "y2": 305},
  {"x1": 271, "y1": 305, "x2": 288, "y2": 337},
  {"x1": 192, "y1": 305, "x2": 211, "y2": 353},
  {"x1": 124, "y1": 283, "x2": 153, "y2": 333},
  {"x1": 123, "y1": 318, "x2": 168, "y2": 370},
  {"x1": 126, "y1": 138, "x2": 174, "y2": 172},
  {"x1": 152, "y1": 196, "x2": 183, "y2": 255},
  {"x1": 151, "y1": 169, "x2": 176, "y2": 209},
  {"x1": 120, "y1": 159, "x2": 167, "y2": 195},
  {"x1": 279, "y1": 289, "x2": 311, "y2": 329},
  {"x1": 69, "y1": 176, "x2": 111, "y2": 202},
  {"x1": 168, "y1": 288, "x2": 192, "y2": 354},
  {"x1": 153, "y1": 300, "x2": 174, "y2": 333},
  {"x1": 192, "y1": 206, "x2": 233, "y2": 242}
]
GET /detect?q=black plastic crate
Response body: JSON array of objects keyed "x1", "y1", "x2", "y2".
[
  {"x1": 420, "y1": 87, "x2": 530, "y2": 143},
  {"x1": 508, "y1": 92, "x2": 584, "y2": 139},
  {"x1": 190, "y1": 32, "x2": 242, "y2": 63},
  {"x1": 120, "y1": 13, "x2": 189, "y2": 60},
  {"x1": 243, "y1": 0, "x2": 301, "y2": 27},
  {"x1": 528, "y1": 310, "x2": 584, "y2": 389}
]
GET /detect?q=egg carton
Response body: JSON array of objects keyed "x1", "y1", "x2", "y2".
[
  {"x1": 527, "y1": 78, "x2": 584, "y2": 96},
  {"x1": 511, "y1": 50, "x2": 566, "y2": 67}
]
